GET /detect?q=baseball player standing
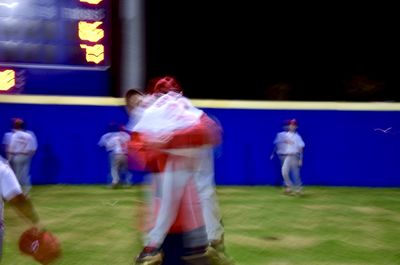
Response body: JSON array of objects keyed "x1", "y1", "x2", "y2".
[
  {"x1": 271, "y1": 119, "x2": 305, "y2": 195},
  {"x1": 6, "y1": 118, "x2": 37, "y2": 195},
  {"x1": 98, "y1": 123, "x2": 132, "y2": 188}
]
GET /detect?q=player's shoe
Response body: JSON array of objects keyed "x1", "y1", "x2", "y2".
[
  {"x1": 205, "y1": 241, "x2": 235, "y2": 265},
  {"x1": 134, "y1": 246, "x2": 162, "y2": 265},
  {"x1": 182, "y1": 246, "x2": 212, "y2": 265},
  {"x1": 283, "y1": 187, "x2": 294, "y2": 195},
  {"x1": 109, "y1": 182, "x2": 119, "y2": 189},
  {"x1": 294, "y1": 189, "x2": 304, "y2": 196}
]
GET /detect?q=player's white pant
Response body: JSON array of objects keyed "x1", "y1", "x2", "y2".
[
  {"x1": 144, "y1": 155, "x2": 208, "y2": 249},
  {"x1": 144, "y1": 146, "x2": 223, "y2": 248},
  {"x1": 194, "y1": 147, "x2": 224, "y2": 243},
  {"x1": 10, "y1": 154, "x2": 32, "y2": 194},
  {"x1": 280, "y1": 154, "x2": 302, "y2": 192},
  {"x1": 109, "y1": 153, "x2": 131, "y2": 185},
  {"x1": 145, "y1": 166, "x2": 191, "y2": 247},
  {"x1": 163, "y1": 146, "x2": 224, "y2": 243}
]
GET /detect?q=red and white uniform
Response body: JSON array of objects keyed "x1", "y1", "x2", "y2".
[{"x1": 129, "y1": 92, "x2": 221, "y2": 248}]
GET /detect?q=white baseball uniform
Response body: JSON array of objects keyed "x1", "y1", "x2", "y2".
[
  {"x1": 2, "y1": 132, "x2": 13, "y2": 153},
  {"x1": 0, "y1": 156, "x2": 23, "y2": 257},
  {"x1": 273, "y1": 130, "x2": 305, "y2": 193},
  {"x1": 98, "y1": 131, "x2": 132, "y2": 185},
  {"x1": 7, "y1": 130, "x2": 37, "y2": 194}
]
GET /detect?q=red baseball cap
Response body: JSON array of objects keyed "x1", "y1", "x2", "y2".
[
  {"x1": 148, "y1": 76, "x2": 182, "y2": 94},
  {"x1": 286, "y1": 119, "x2": 297, "y2": 126}
]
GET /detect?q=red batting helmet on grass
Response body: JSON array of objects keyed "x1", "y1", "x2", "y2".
[{"x1": 19, "y1": 227, "x2": 62, "y2": 264}]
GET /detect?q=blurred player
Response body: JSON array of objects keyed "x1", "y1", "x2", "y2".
[
  {"x1": 0, "y1": 155, "x2": 41, "y2": 261},
  {"x1": 6, "y1": 118, "x2": 37, "y2": 195},
  {"x1": 130, "y1": 76, "x2": 233, "y2": 265},
  {"x1": 124, "y1": 88, "x2": 144, "y2": 133},
  {"x1": 271, "y1": 119, "x2": 305, "y2": 195},
  {"x1": 124, "y1": 88, "x2": 156, "y2": 184},
  {"x1": 2, "y1": 118, "x2": 17, "y2": 158},
  {"x1": 98, "y1": 122, "x2": 132, "y2": 188}
]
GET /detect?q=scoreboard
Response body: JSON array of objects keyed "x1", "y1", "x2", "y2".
[{"x1": 0, "y1": 0, "x2": 113, "y2": 96}]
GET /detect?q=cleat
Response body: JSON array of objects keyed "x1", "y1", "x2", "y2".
[
  {"x1": 135, "y1": 247, "x2": 163, "y2": 265},
  {"x1": 205, "y1": 242, "x2": 235, "y2": 265}
]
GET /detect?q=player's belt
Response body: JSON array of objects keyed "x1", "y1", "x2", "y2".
[{"x1": 11, "y1": 152, "x2": 30, "y2": 155}]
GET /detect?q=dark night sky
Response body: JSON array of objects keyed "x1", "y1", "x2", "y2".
[{"x1": 144, "y1": 2, "x2": 399, "y2": 101}]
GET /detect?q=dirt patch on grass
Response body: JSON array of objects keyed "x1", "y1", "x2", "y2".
[
  {"x1": 303, "y1": 205, "x2": 338, "y2": 211},
  {"x1": 260, "y1": 261, "x2": 294, "y2": 265},
  {"x1": 217, "y1": 188, "x2": 248, "y2": 194},
  {"x1": 351, "y1": 206, "x2": 394, "y2": 215},
  {"x1": 227, "y1": 234, "x2": 318, "y2": 249},
  {"x1": 229, "y1": 224, "x2": 263, "y2": 230}
]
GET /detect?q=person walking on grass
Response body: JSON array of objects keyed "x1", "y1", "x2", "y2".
[{"x1": 271, "y1": 119, "x2": 305, "y2": 195}]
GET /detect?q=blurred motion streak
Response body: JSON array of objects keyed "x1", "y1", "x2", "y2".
[
  {"x1": 0, "y1": 69, "x2": 15, "y2": 91},
  {"x1": 0, "y1": 2, "x2": 18, "y2": 9}
]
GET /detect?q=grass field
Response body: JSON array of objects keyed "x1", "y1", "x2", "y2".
[{"x1": 3, "y1": 185, "x2": 400, "y2": 265}]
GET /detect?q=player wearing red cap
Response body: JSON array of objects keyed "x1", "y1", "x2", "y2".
[
  {"x1": 271, "y1": 119, "x2": 305, "y2": 195},
  {"x1": 130, "y1": 76, "x2": 232, "y2": 265},
  {"x1": 6, "y1": 118, "x2": 37, "y2": 195}
]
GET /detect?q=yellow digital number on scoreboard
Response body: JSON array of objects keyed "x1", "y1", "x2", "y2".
[
  {"x1": 0, "y1": 69, "x2": 16, "y2": 91},
  {"x1": 80, "y1": 44, "x2": 104, "y2": 64},
  {"x1": 78, "y1": 0, "x2": 106, "y2": 64},
  {"x1": 80, "y1": 0, "x2": 103, "y2": 4},
  {"x1": 79, "y1": 21, "x2": 104, "y2": 42}
]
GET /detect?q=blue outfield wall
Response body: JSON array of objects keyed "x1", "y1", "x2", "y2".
[{"x1": 1, "y1": 96, "x2": 399, "y2": 187}]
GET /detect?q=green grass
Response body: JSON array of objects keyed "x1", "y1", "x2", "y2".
[{"x1": 3, "y1": 185, "x2": 400, "y2": 265}]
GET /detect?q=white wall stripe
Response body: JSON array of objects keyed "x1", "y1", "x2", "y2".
[{"x1": 1, "y1": 94, "x2": 400, "y2": 111}]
